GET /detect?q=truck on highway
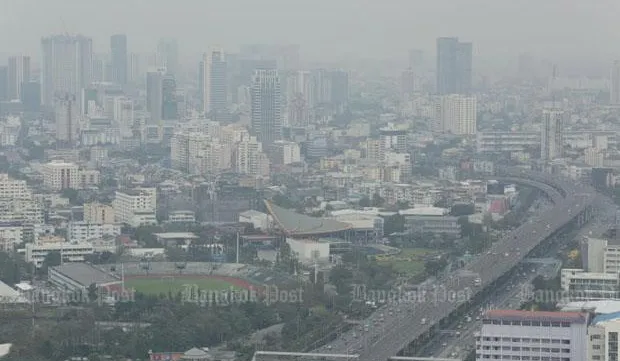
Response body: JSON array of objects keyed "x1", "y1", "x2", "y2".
[
  {"x1": 474, "y1": 277, "x2": 482, "y2": 287},
  {"x1": 421, "y1": 318, "x2": 427, "y2": 325}
]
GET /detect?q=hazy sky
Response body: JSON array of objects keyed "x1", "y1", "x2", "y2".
[{"x1": 1, "y1": 0, "x2": 619, "y2": 67}]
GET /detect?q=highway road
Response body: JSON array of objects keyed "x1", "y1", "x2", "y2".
[
  {"x1": 429, "y1": 212, "x2": 615, "y2": 360},
  {"x1": 314, "y1": 170, "x2": 612, "y2": 361}
]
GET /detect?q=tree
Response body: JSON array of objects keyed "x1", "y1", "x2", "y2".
[
  {"x1": 40, "y1": 251, "x2": 62, "y2": 274},
  {"x1": 424, "y1": 257, "x2": 449, "y2": 276},
  {"x1": 87, "y1": 283, "x2": 99, "y2": 302},
  {"x1": 371, "y1": 193, "x2": 385, "y2": 207},
  {"x1": 359, "y1": 196, "x2": 371, "y2": 208}
]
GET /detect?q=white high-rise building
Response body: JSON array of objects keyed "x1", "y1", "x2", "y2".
[
  {"x1": 611, "y1": 60, "x2": 620, "y2": 105},
  {"x1": 541, "y1": 109, "x2": 564, "y2": 161},
  {"x1": 42, "y1": 161, "x2": 80, "y2": 190},
  {"x1": 41, "y1": 35, "x2": 93, "y2": 107},
  {"x1": 585, "y1": 147, "x2": 604, "y2": 168},
  {"x1": 434, "y1": 94, "x2": 477, "y2": 134},
  {"x1": 55, "y1": 95, "x2": 80, "y2": 144},
  {"x1": 270, "y1": 140, "x2": 301, "y2": 165},
  {"x1": 201, "y1": 48, "x2": 227, "y2": 115},
  {"x1": 0, "y1": 174, "x2": 33, "y2": 200},
  {"x1": 475, "y1": 310, "x2": 589, "y2": 361},
  {"x1": 251, "y1": 69, "x2": 282, "y2": 145},
  {"x1": 588, "y1": 314, "x2": 620, "y2": 361},
  {"x1": 7, "y1": 55, "x2": 30, "y2": 101},
  {"x1": 113, "y1": 188, "x2": 157, "y2": 226},
  {"x1": 236, "y1": 136, "x2": 269, "y2": 177},
  {"x1": 286, "y1": 70, "x2": 314, "y2": 127}
]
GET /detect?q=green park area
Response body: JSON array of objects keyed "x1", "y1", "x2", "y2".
[
  {"x1": 124, "y1": 276, "x2": 243, "y2": 296},
  {"x1": 374, "y1": 248, "x2": 435, "y2": 277}
]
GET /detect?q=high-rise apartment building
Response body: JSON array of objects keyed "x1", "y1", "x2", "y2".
[
  {"x1": 434, "y1": 94, "x2": 477, "y2": 135},
  {"x1": 611, "y1": 60, "x2": 620, "y2": 105},
  {"x1": 286, "y1": 70, "x2": 314, "y2": 127},
  {"x1": 7, "y1": 55, "x2": 30, "y2": 101},
  {"x1": 42, "y1": 160, "x2": 80, "y2": 190},
  {"x1": 55, "y1": 94, "x2": 80, "y2": 145},
  {"x1": 161, "y1": 75, "x2": 177, "y2": 120},
  {"x1": 157, "y1": 39, "x2": 178, "y2": 75},
  {"x1": 436, "y1": 37, "x2": 472, "y2": 95},
  {"x1": 41, "y1": 35, "x2": 93, "y2": 107},
  {"x1": 110, "y1": 34, "x2": 128, "y2": 85},
  {"x1": 408, "y1": 49, "x2": 424, "y2": 70},
  {"x1": 146, "y1": 69, "x2": 164, "y2": 123},
  {"x1": 541, "y1": 109, "x2": 564, "y2": 161},
  {"x1": 251, "y1": 69, "x2": 282, "y2": 145},
  {"x1": 0, "y1": 66, "x2": 7, "y2": 102},
  {"x1": 200, "y1": 49, "x2": 228, "y2": 115},
  {"x1": 475, "y1": 310, "x2": 589, "y2": 361}
]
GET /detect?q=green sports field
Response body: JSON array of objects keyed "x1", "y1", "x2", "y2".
[{"x1": 124, "y1": 276, "x2": 244, "y2": 295}]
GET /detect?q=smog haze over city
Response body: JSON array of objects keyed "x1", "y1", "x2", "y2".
[{"x1": 0, "y1": 1, "x2": 620, "y2": 361}]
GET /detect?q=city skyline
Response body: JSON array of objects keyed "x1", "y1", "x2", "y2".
[{"x1": 0, "y1": 0, "x2": 619, "y2": 70}]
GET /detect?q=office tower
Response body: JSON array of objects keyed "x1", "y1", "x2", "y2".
[
  {"x1": 286, "y1": 70, "x2": 314, "y2": 127},
  {"x1": 0, "y1": 66, "x2": 7, "y2": 102},
  {"x1": 41, "y1": 35, "x2": 93, "y2": 107},
  {"x1": 611, "y1": 60, "x2": 620, "y2": 105},
  {"x1": 401, "y1": 69, "x2": 415, "y2": 97},
  {"x1": 251, "y1": 69, "x2": 281, "y2": 145},
  {"x1": 55, "y1": 94, "x2": 79, "y2": 146},
  {"x1": 436, "y1": 37, "x2": 472, "y2": 95},
  {"x1": 200, "y1": 48, "x2": 228, "y2": 115},
  {"x1": 7, "y1": 55, "x2": 30, "y2": 101},
  {"x1": 434, "y1": 94, "x2": 477, "y2": 135},
  {"x1": 157, "y1": 39, "x2": 178, "y2": 75},
  {"x1": 541, "y1": 109, "x2": 564, "y2": 161},
  {"x1": 161, "y1": 74, "x2": 177, "y2": 120},
  {"x1": 110, "y1": 34, "x2": 128, "y2": 85},
  {"x1": 475, "y1": 310, "x2": 588, "y2": 361},
  {"x1": 146, "y1": 70, "x2": 164, "y2": 123},
  {"x1": 408, "y1": 49, "x2": 423, "y2": 70},
  {"x1": 21, "y1": 82, "x2": 40, "y2": 112},
  {"x1": 330, "y1": 70, "x2": 349, "y2": 113}
]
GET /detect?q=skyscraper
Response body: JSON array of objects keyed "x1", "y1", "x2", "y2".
[
  {"x1": 0, "y1": 67, "x2": 7, "y2": 102},
  {"x1": 330, "y1": 70, "x2": 349, "y2": 112},
  {"x1": 200, "y1": 49, "x2": 228, "y2": 115},
  {"x1": 110, "y1": 34, "x2": 128, "y2": 85},
  {"x1": 161, "y1": 75, "x2": 177, "y2": 120},
  {"x1": 610, "y1": 60, "x2": 620, "y2": 105},
  {"x1": 286, "y1": 70, "x2": 314, "y2": 126},
  {"x1": 251, "y1": 69, "x2": 281, "y2": 145},
  {"x1": 146, "y1": 70, "x2": 164, "y2": 123},
  {"x1": 157, "y1": 39, "x2": 178, "y2": 76},
  {"x1": 434, "y1": 94, "x2": 477, "y2": 135},
  {"x1": 541, "y1": 109, "x2": 564, "y2": 161},
  {"x1": 55, "y1": 94, "x2": 79, "y2": 146},
  {"x1": 408, "y1": 49, "x2": 424, "y2": 70},
  {"x1": 41, "y1": 35, "x2": 93, "y2": 107},
  {"x1": 7, "y1": 55, "x2": 30, "y2": 101},
  {"x1": 436, "y1": 37, "x2": 472, "y2": 95}
]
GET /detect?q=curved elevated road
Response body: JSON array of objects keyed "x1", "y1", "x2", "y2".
[{"x1": 315, "y1": 170, "x2": 611, "y2": 361}]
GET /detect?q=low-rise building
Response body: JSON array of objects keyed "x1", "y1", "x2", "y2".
[
  {"x1": 475, "y1": 310, "x2": 589, "y2": 361},
  {"x1": 25, "y1": 241, "x2": 94, "y2": 268},
  {"x1": 68, "y1": 221, "x2": 122, "y2": 243}
]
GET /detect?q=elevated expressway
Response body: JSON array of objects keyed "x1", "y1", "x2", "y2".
[{"x1": 315, "y1": 170, "x2": 609, "y2": 361}]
